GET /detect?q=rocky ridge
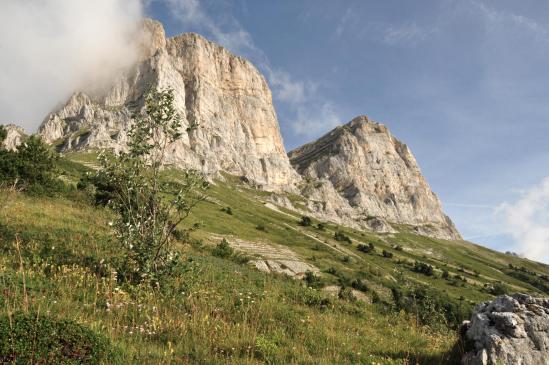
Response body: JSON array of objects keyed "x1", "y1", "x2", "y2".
[
  {"x1": 38, "y1": 19, "x2": 299, "y2": 191},
  {"x1": 289, "y1": 116, "x2": 460, "y2": 240},
  {"x1": 30, "y1": 19, "x2": 459, "y2": 239},
  {"x1": 1, "y1": 124, "x2": 26, "y2": 151},
  {"x1": 461, "y1": 294, "x2": 549, "y2": 365}
]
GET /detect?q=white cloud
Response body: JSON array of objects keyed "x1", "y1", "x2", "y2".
[
  {"x1": 293, "y1": 102, "x2": 341, "y2": 137},
  {"x1": 0, "y1": 0, "x2": 144, "y2": 131},
  {"x1": 496, "y1": 177, "x2": 549, "y2": 263},
  {"x1": 383, "y1": 22, "x2": 427, "y2": 46},
  {"x1": 333, "y1": 8, "x2": 358, "y2": 38},
  {"x1": 474, "y1": 1, "x2": 549, "y2": 41},
  {"x1": 162, "y1": 0, "x2": 257, "y2": 55}
]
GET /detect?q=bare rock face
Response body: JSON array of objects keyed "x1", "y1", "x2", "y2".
[
  {"x1": 1, "y1": 124, "x2": 26, "y2": 151},
  {"x1": 461, "y1": 294, "x2": 549, "y2": 365},
  {"x1": 38, "y1": 19, "x2": 299, "y2": 191},
  {"x1": 289, "y1": 116, "x2": 460, "y2": 240}
]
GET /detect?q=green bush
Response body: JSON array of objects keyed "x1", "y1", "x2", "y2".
[
  {"x1": 382, "y1": 250, "x2": 393, "y2": 258},
  {"x1": 221, "y1": 206, "x2": 233, "y2": 215},
  {"x1": 351, "y1": 278, "x2": 369, "y2": 293},
  {"x1": 390, "y1": 286, "x2": 472, "y2": 329},
  {"x1": 338, "y1": 287, "x2": 357, "y2": 302},
  {"x1": 486, "y1": 282, "x2": 509, "y2": 296},
  {"x1": 357, "y1": 243, "x2": 375, "y2": 254},
  {"x1": 413, "y1": 261, "x2": 434, "y2": 276},
  {"x1": 0, "y1": 135, "x2": 60, "y2": 195},
  {"x1": 334, "y1": 231, "x2": 352, "y2": 244},
  {"x1": 303, "y1": 271, "x2": 323, "y2": 289},
  {"x1": 298, "y1": 216, "x2": 312, "y2": 226},
  {"x1": 212, "y1": 238, "x2": 234, "y2": 258},
  {"x1": 0, "y1": 313, "x2": 119, "y2": 364}
]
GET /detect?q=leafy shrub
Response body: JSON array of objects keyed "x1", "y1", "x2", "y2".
[
  {"x1": 382, "y1": 250, "x2": 393, "y2": 258},
  {"x1": 485, "y1": 282, "x2": 509, "y2": 296},
  {"x1": 0, "y1": 135, "x2": 60, "y2": 195},
  {"x1": 0, "y1": 313, "x2": 119, "y2": 364},
  {"x1": 357, "y1": 243, "x2": 375, "y2": 254},
  {"x1": 334, "y1": 231, "x2": 352, "y2": 243},
  {"x1": 256, "y1": 224, "x2": 267, "y2": 232},
  {"x1": 221, "y1": 206, "x2": 233, "y2": 215},
  {"x1": 315, "y1": 222, "x2": 326, "y2": 231},
  {"x1": 394, "y1": 245, "x2": 404, "y2": 251},
  {"x1": 351, "y1": 278, "x2": 369, "y2": 292},
  {"x1": 390, "y1": 286, "x2": 472, "y2": 329},
  {"x1": 303, "y1": 271, "x2": 323, "y2": 289},
  {"x1": 338, "y1": 287, "x2": 357, "y2": 302},
  {"x1": 413, "y1": 261, "x2": 434, "y2": 276},
  {"x1": 371, "y1": 290, "x2": 382, "y2": 304},
  {"x1": 0, "y1": 125, "x2": 6, "y2": 143},
  {"x1": 298, "y1": 216, "x2": 312, "y2": 226},
  {"x1": 212, "y1": 238, "x2": 234, "y2": 258}
]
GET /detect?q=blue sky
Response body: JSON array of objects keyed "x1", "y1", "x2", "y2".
[{"x1": 146, "y1": 0, "x2": 549, "y2": 262}]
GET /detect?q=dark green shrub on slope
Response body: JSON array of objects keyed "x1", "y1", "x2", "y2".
[
  {"x1": 0, "y1": 313, "x2": 120, "y2": 364},
  {"x1": 213, "y1": 238, "x2": 234, "y2": 258},
  {"x1": 0, "y1": 135, "x2": 60, "y2": 195}
]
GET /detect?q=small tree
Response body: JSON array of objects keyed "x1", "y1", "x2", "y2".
[
  {"x1": 0, "y1": 134, "x2": 58, "y2": 194},
  {"x1": 213, "y1": 238, "x2": 234, "y2": 258},
  {"x1": 96, "y1": 88, "x2": 209, "y2": 285}
]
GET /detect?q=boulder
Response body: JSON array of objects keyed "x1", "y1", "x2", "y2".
[{"x1": 461, "y1": 294, "x2": 549, "y2": 365}]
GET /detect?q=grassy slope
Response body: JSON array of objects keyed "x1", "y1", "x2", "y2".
[{"x1": 1, "y1": 152, "x2": 548, "y2": 364}]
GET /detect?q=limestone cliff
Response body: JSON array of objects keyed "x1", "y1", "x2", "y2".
[
  {"x1": 1, "y1": 124, "x2": 26, "y2": 151},
  {"x1": 38, "y1": 19, "x2": 299, "y2": 190},
  {"x1": 289, "y1": 116, "x2": 460, "y2": 240},
  {"x1": 36, "y1": 19, "x2": 459, "y2": 239}
]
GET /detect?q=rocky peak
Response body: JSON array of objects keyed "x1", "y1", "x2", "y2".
[
  {"x1": 1, "y1": 124, "x2": 26, "y2": 151},
  {"x1": 38, "y1": 19, "x2": 299, "y2": 191},
  {"x1": 289, "y1": 115, "x2": 460, "y2": 240}
]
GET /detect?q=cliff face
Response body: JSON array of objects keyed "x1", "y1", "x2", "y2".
[
  {"x1": 35, "y1": 19, "x2": 459, "y2": 239},
  {"x1": 38, "y1": 19, "x2": 299, "y2": 190},
  {"x1": 1, "y1": 124, "x2": 26, "y2": 151},
  {"x1": 289, "y1": 116, "x2": 460, "y2": 240}
]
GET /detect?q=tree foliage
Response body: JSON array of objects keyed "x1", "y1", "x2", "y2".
[
  {"x1": 95, "y1": 88, "x2": 209, "y2": 285},
  {"x1": 0, "y1": 133, "x2": 58, "y2": 195}
]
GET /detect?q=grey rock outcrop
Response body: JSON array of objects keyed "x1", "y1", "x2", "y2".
[
  {"x1": 1, "y1": 124, "x2": 26, "y2": 151},
  {"x1": 38, "y1": 19, "x2": 299, "y2": 191},
  {"x1": 461, "y1": 294, "x2": 549, "y2": 365},
  {"x1": 289, "y1": 116, "x2": 460, "y2": 240}
]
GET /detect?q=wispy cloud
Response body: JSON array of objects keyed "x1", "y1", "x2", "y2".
[
  {"x1": 157, "y1": 0, "x2": 342, "y2": 139},
  {"x1": 162, "y1": 0, "x2": 256, "y2": 55},
  {"x1": 0, "y1": 0, "x2": 143, "y2": 131},
  {"x1": 496, "y1": 177, "x2": 549, "y2": 263},
  {"x1": 293, "y1": 102, "x2": 341, "y2": 138},
  {"x1": 473, "y1": 0, "x2": 549, "y2": 42},
  {"x1": 333, "y1": 8, "x2": 358, "y2": 38},
  {"x1": 382, "y1": 22, "x2": 428, "y2": 46}
]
